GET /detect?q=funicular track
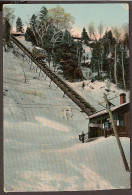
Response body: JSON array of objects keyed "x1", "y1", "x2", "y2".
[{"x1": 11, "y1": 35, "x2": 97, "y2": 116}]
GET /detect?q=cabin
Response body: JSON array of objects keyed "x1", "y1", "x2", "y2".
[
  {"x1": 33, "y1": 47, "x2": 47, "y2": 60},
  {"x1": 88, "y1": 93, "x2": 130, "y2": 138}
]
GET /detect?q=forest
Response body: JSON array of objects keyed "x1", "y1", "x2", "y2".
[{"x1": 3, "y1": 5, "x2": 129, "y2": 90}]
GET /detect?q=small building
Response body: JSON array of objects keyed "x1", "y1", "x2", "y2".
[
  {"x1": 11, "y1": 31, "x2": 25, "y2": 37},
  {"x1": 88, "y1": 93, "x2": 130, "y2": 138}
]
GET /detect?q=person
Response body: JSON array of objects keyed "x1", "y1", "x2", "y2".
[
  {"x1": 81, "y1": 131, "x2": 85, "y2": 143},
  {"x1": 82, "y1": 82, "x2": 85, "y2": 89},
  {"x1": 91, "y1": 79, "x2": 94, "y2": 83}
]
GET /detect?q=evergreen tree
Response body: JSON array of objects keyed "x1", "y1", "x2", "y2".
[
  {"x1": 3, "y1": 18, "x2": 11, "y2": 50},
  {"x1": 81, "y1": 28, "x2": 90, "y2": 44},
  {"x1": 123, "y1": 33, "x2": 129, "y2": 49},
  {"x1": 25, "y1": 27, "x2": 36, "y2": 45},
  {"x1": 39, "y1": 6, "x2": 48, "y2": 21},
  {"x1": 30, "y1": 14, "x2": 37, "y2": 29},
  {"x1": 25, "y1": 14, "x2": 38, "y2": 46},
  {"x1": 90, "y1": 41, "x2": 101, "y2": 75},
  {"x1": 55, "y1": 42, "x2": 84, "y2": 81},
  {"x1": 62, "y1": 30, "x2": 72, "y2": 45},
  {"x1": 101, "y1": 30, "x2": 116, "y2": 81},
  {"x1": 16, "y1": 17, "x2": 24, "y2": 32},
  {"x1": 42, "y1": 25, "x2": 55, "y2": 66}
]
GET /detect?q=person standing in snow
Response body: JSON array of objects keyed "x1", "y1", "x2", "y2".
[
  {"x1": 81, "y1": 131, "x2": 85, "y2": 143},
  {"x1": 82, "y1": 82, "x2": 85, "y2": 89}
]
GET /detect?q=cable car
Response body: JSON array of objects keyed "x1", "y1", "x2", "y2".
[{"x1": 33, "y1": 47, "x2": 47, "y2": 60}]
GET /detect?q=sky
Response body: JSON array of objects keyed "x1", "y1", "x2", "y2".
[{"x1": 4, "y1": 3, "x2": 129, "y2": 36}]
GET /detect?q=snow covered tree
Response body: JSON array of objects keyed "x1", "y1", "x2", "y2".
[
  {"x1": 3, "y1": 6, "x2": 15, "y2": 51},
  {"x1": 16, "y1": 17, "x2": 24, "y2": 32}
]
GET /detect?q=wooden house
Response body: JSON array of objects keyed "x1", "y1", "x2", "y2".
[{"x1": 88, "y1": 93, "x2": 130, "y2": 138}]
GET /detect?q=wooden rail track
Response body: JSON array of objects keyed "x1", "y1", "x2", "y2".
[{"x1": 11, "y1": 35, "x2": 97, "y2": 116}]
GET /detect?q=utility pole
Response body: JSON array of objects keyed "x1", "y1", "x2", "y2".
[{"x1": 103, "y1": 93, "x2": 130, "y2": 172}]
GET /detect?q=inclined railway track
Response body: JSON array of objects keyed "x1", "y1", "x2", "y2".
[{"x1": 11, "y1": 35, "x2": 97, "y2": 116}]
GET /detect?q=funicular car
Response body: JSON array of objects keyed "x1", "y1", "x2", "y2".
[{"x1": 33, "y1": 47, "x2": 47, "y2": 61}]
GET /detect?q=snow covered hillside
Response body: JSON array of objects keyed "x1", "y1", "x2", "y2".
[
  {"x1": 16, "y1": 36, "x2": 130, "y2": 112},
  {"x1": 67, "y1": 80, "x2": 130, "y2": 112},
  {"x1": 3, "y1": 45, "x2": 130, "y2": 191}
]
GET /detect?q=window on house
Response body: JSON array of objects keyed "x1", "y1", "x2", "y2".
[
  {"x1": 118, "y1": 116, "x2": 124, "y2": 126},
  {"x1": 104, "y1": 122, "x2": 110, "y2": 130}
]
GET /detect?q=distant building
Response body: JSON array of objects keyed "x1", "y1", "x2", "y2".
[
  {"x1": 11, "y1": 31, "x2": 25, "y2": 37},
  {"x1": 88, "y1": 93, "x2": 130, "y2": 138}
]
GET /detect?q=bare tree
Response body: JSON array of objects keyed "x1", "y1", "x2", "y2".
[
  {"x1": 48, "y1": 5, "x2": 74, "y2": 31},
  {"x1": 112, "y1": 27, "x2": 121, "y2": 86},
  {"x1": 3, "y1": 6, "x2": 15, "y2": 50},
  {"x1": 120, "y1": 24, "x2": 129, "y2": 90},
  {"x1": 28, "y1": 13, "x2": 53, "y2": 47},
  {"x1": 121, "y1": 45, "x2": 126, "y2": 90},
  {"x1": 88, "y1": 22, "x2": 96, "y2": 40},
  {"x1": 122, "y1": 23, "x2": 129, "y2": 35},
  {"x1": 98, "y1": 21, "x2": 103, "y2": 39},
  {"x1": 49, "y1": 5, "x2": 74, "y2": 53},
  {"x1": 51, "y1": 28, "x2": 62, "y2": 54},
  {"x1": 3, "y1": 6, "x2": 15, "y2": 28}
]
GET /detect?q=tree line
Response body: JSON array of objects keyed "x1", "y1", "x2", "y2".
[
  {"x1": 3, "y1": 6, "x2": 129, "y2": 89},
  {"x1": 24, "y1": 6, "x2": 85, "y2": 81},
  {"x1": 81, "y1": 23, "x2": 129, "y2": 90}
]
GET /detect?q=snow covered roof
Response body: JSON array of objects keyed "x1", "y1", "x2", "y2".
[
  {"x1": 88, "y1": 102, "x2": 129, "y2": 119},
  {"x1": 34, "y1": 47, "x2": 44, "y2": 51},
  {"x1": 11, "y1": 31, "x2": 24, "y2": 35}
]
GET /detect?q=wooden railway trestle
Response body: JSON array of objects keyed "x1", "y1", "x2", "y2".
[{"x1": 11, "y1": 35, "x2": 97, "y2": 116}]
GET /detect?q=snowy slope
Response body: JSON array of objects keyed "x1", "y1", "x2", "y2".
[
  {"x1": 16, "y1": 36, "x2": 130, "y2": 112},
  {"x1": 3, "y1": 43, "x2": 130, "y2": 191},
  {"x1": 67, "y1": 80, "x2": 130, "y2": 112}
]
